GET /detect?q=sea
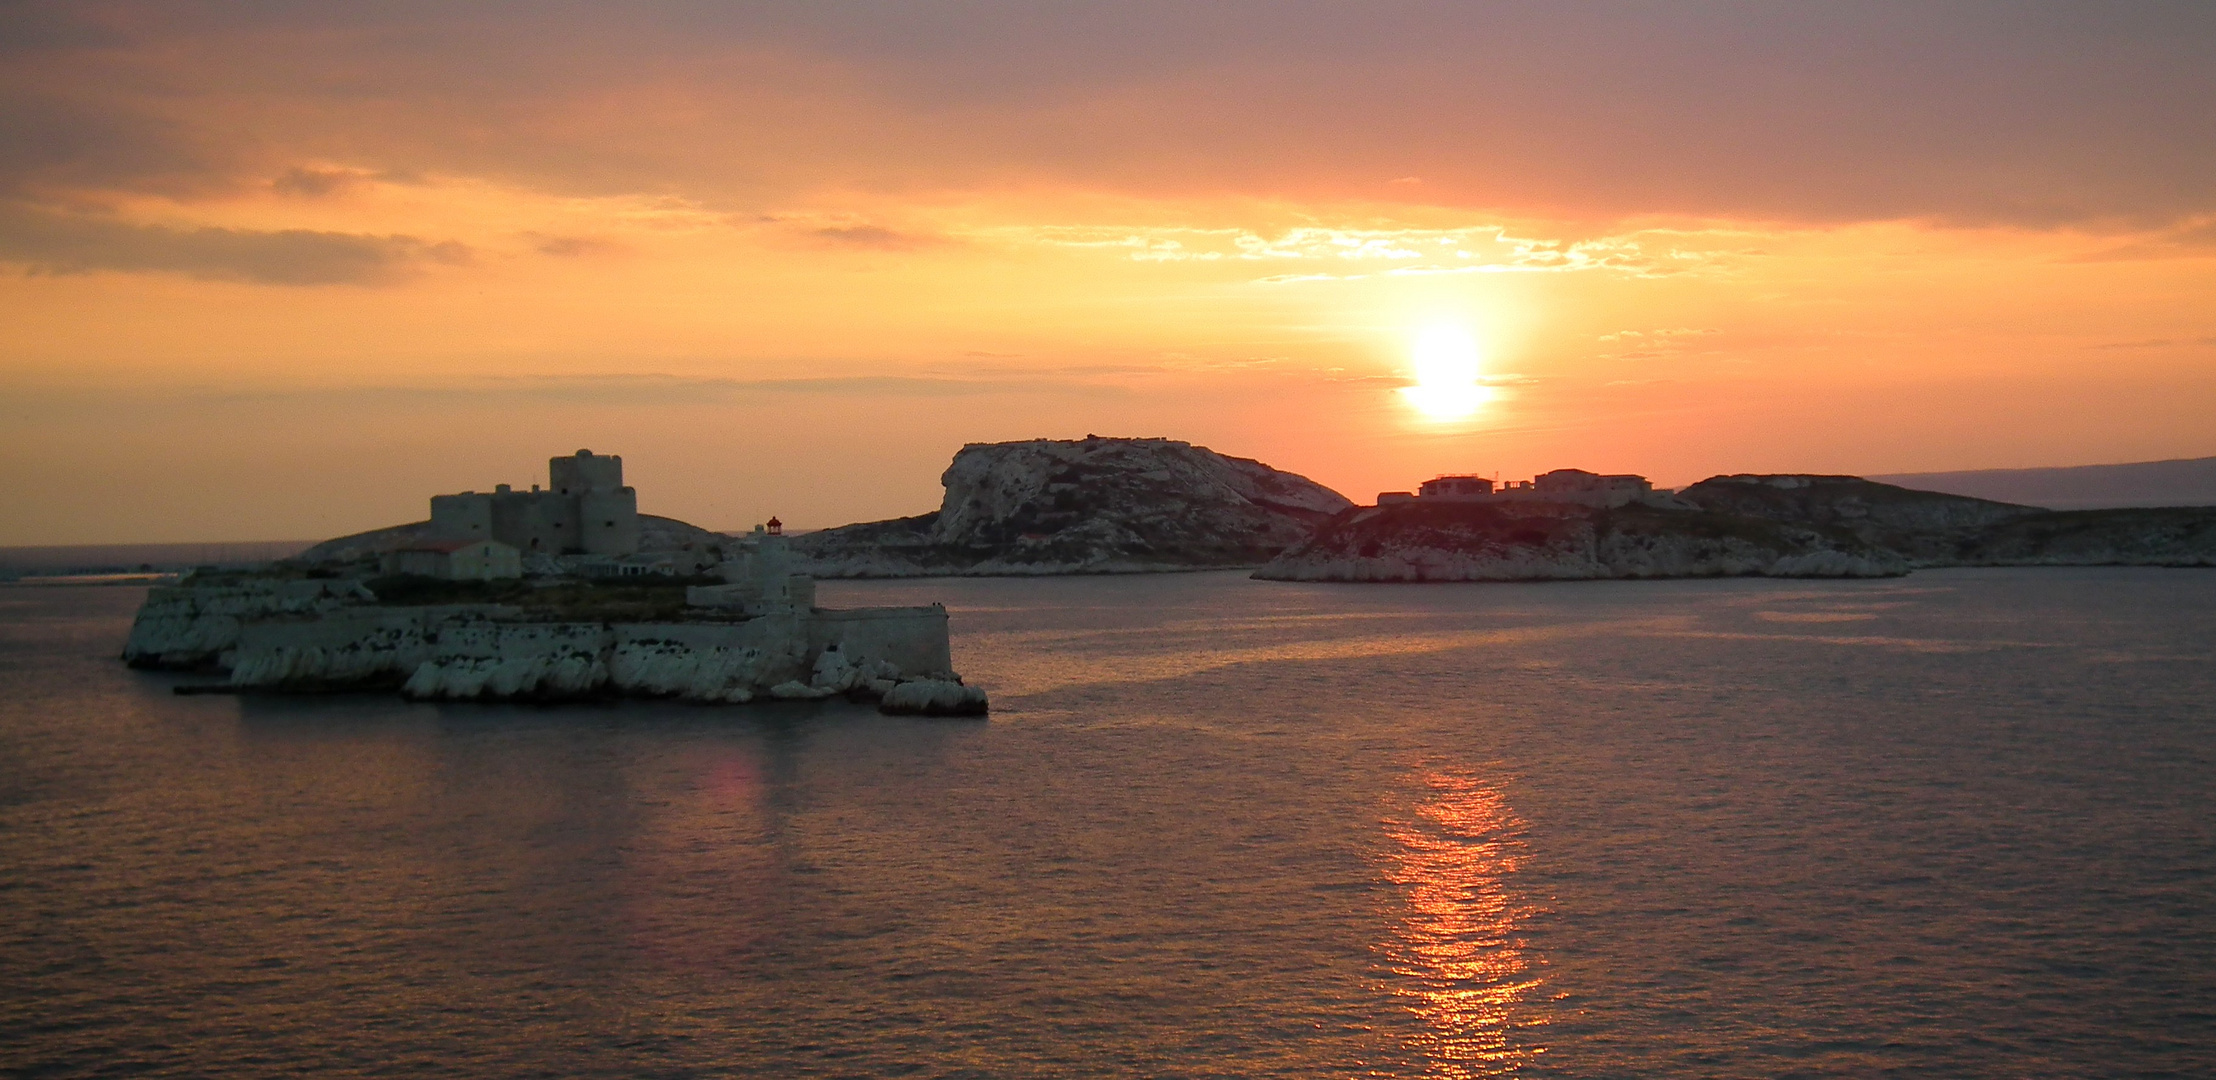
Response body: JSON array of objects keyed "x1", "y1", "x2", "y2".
[{"x1": 2, "y1": 568, "x2": 2211, "y2": 1078}]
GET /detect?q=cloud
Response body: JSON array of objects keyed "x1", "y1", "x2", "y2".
[
  {"x1": 2068, "y1": 218, "x2": 2216, "y2": 262},
  {"x1": 0, "y1": 205, "x2": 470, "y2": 285},
  {"x1": 271, "y1": 166, "x2": 375, "y2": 197},
  {"x1": 0, "y1": 92, "x2": 223, "y2": 199},
  {"x1": 807, "y1": 224, "x2": 944, "y2": 250},
  {"x1": 23, "y1": 372, "x2": 1138, "y2": 412},
  {"x1": 528, "y1": 233, "x2": 619, "y2": 257},
  {"x1": 4, "y1": 3, "x2": 2212, "y2": 227},
  {"x1": 2090, "y1": 336, "x2": 2216, "y2": 350}
]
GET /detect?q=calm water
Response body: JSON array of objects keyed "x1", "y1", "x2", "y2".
[{"x1": 3, "y1": 570, "x2": 2212, "y2": 1078}]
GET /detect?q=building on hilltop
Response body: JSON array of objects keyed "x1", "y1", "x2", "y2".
[
  {"x1": 1385, "y1": 468, "x2": 1661, "y2": 509},
  {"x1": 1533, "y1": 468, "x2": 1652, "y2": 501},
  {"x1": 1418, "y1": 475, "x2": 1497, "y2": 501},
  {"x1": 428, "y1": 449, "x2": 641, "y2": 556},
  {"x1": 380, "y1": 539, "x2": 523, "y2": 580}
]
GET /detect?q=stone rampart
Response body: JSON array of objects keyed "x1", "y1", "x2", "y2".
[{"x1": 198, "y1": 594, "x2": 974, "y2": 711}]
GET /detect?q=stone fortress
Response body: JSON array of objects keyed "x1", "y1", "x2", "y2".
[
  {"x1": 430, "y1": 449, "x2": 641, "y2": 556},
  {"x1": 125, "y1": 448, "x2": 986, "y2": 715},
  {"x1": 1379, "y1": 468, "x2": 1665, "y2": 509}
]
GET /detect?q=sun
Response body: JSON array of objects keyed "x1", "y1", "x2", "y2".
[{"x1": 1398, "y1": 322, "x2": 1492, "y2": 421}]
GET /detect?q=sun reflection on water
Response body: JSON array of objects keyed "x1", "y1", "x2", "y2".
[{"x1": 1379, "y1": 769, "x2": 1548, "y2": 1076}]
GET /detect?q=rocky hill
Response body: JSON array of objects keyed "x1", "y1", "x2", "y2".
[
  {"x1": 794, "y1": 436, "x2": 1352, "y2": 576},
  {"x1": 1675, "y1": 474, "x2": 2040, "y2": 563},
  {"x1": 1254, "y1": 498, "x2": 1906, "y2": 582},
  {"x1": 1257, "y1": 473, "x2": 2216, "y2": 582},
  {"x1": 1946, "y1": 506, "x2": 2216, "y2": 566},
  {"x1": 298, "y1": 514, "x2": 726, "y2": 564},
  {"x1": 1871, "y1": 455, "x2": 2216, "y2": 510}
]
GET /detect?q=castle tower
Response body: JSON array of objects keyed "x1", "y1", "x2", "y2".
[
  {"x1": 550, "y1": 449, "x2": 639, "y2": 555},
  {"x1": 549, "y1": 449, "x2": 625, "y2": 495}
]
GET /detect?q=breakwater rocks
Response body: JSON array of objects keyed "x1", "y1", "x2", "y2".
[
  {"x1": 131, "y1": 578, "x2": 987, "y2": 716},
  {"x1": 1255, "y1": 499, "x2": 1906, "y2": 582},
  {"x1": 795, "y1": 436, "x2": 1352, "y2": 576}
]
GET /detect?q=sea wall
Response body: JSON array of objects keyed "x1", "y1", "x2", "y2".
[
  {"x1": 216, "y1": 601, "x2": 975, "y2": 710},
  {"x1": 227, "y1": 605, "x2": 515, "y2": 689}
]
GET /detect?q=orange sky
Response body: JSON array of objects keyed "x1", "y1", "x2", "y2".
[{"x1": 3, "y1": 2, "x2": 2213, "y2": 544}]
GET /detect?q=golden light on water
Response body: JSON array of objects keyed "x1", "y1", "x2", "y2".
[
  {"x1": 1398, "y1": 322, "x2": 1494, "y2": 421},
  {"x1": 1379, "y1": 769, "x2": 1548, "y2": 1076}
]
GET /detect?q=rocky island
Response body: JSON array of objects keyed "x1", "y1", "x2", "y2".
[
  {"x1": 1256, "y1": 469, "x2": 2216, "y2": 582},
  {"x1": 125, "y1": 450, "x2": 986, "y2": 715},
  {"x1": 793, "y1": 436, "x2": 1352, "y2": 576}
]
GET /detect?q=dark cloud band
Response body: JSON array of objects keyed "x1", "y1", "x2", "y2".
[{"x1": 0, "y1": 205, "x2": 469, "y2": 285}]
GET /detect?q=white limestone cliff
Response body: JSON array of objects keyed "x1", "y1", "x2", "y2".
[
  {"x1": 123, "y1": 578, "x2": 371, "y2": 670},
  {"x1": 795, "y1": 436, "x2": 1352, "y2": 576}
]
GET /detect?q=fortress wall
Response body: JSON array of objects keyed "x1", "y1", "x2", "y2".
[
  {"x1": 429, "y1": 494, "x2": 494, "y2": 541},
  {"x1": 610, "y1": 618, "x2": 807, "y2": 700},
  {"x1": 400, "y1": 621, "x2": 614, "y2": 701},
  {"x1": 580, "y1": 489, "x2": 640, "y2": 555},
  {"x1": 229, "y1": 607, "x2": 445, "y2": 687},
  {"x1": 166, "y1": 583, "x2": 957, "y2": 701},
  {"x1": 486, "y1": 491, "x2": 574, "y2": 554}
]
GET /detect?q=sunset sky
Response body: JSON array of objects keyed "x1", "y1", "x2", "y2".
[{"x1": 4, "y1": 1, "x2": 2213, "y2": 544}]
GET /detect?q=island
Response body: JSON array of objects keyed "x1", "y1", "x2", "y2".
[
  {"x1": 1255, "y1": 469, "x2": 2216, "y2": 582},
  {"x1": 124, "y1": 450, "x2": 986, "y2": 715}
]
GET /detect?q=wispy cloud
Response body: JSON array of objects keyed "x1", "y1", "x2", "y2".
[
  {"x1": 808, "y1": 224, "x2": 947, "y2": 250},
  {"x1": 527, "y1": 233, "x2": 620, "y2": 257},
  {"x1": 1008, "y1": 223, "x2": 1717, "y2": 281},
  {"x1": 2090, "y1": 336, "x2": 2216, "y2": 350},
  {"x1": 2067, "y1": 217, "x2": 2216, "y2": 263},
  {"x1": 0, "y1": 204, "x2": 470, "y2": 285},
  {"x1": 137, "y1": 372, "x2": 1141, "y2": 409}
]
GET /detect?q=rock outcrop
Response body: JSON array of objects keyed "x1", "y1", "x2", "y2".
[
  {"x1": 1942, "y1": 506, "x2": 2216, "y2": 566},
  {"x1": 160, "y1": 596, "x2": 979, "y2": 712},
  {"x1": 1678, "y1": 475, "x2": 2216, "y2": 566},
  {"x1": 1257, "y1": 473, "x2": 2216, "y2": 582},
  {"x1": 122, "y1": 576, "x2": 372, "y2": 670},
  {"x1": 1675, "y1": 475, "x2": 2040, "y2": 563},
  {"x1": 795, "y1": 436, "x2": 1352, "y2": 576},
  {"x1": 1254, "y1": 499, "x2": 1906, "y2": 582}
]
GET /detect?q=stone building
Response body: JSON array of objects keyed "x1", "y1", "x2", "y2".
[
  {"x1": 1383, "y1": 468, "x2": 1661, "y2": 509},
  {"x1": 428, "y1": 449, "x2": 641, "y2": 556},
  {"x1": 1417, "y1": 475, "x2": 1497, "y2": 501},
  {"x1": 380, "y1": 540, "x2": 523, "y2": 580},
  {"x1": 1533, "y1": 468, "x2": 1653, "y2": 501}
]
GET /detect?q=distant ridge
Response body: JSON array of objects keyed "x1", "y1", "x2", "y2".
[
  {"x1": 1871, "y1": 456, "x2": 2216, "y2": 510},
  {"x1": 0, "y1": 541, "x2": 316, "y2": 575}
]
